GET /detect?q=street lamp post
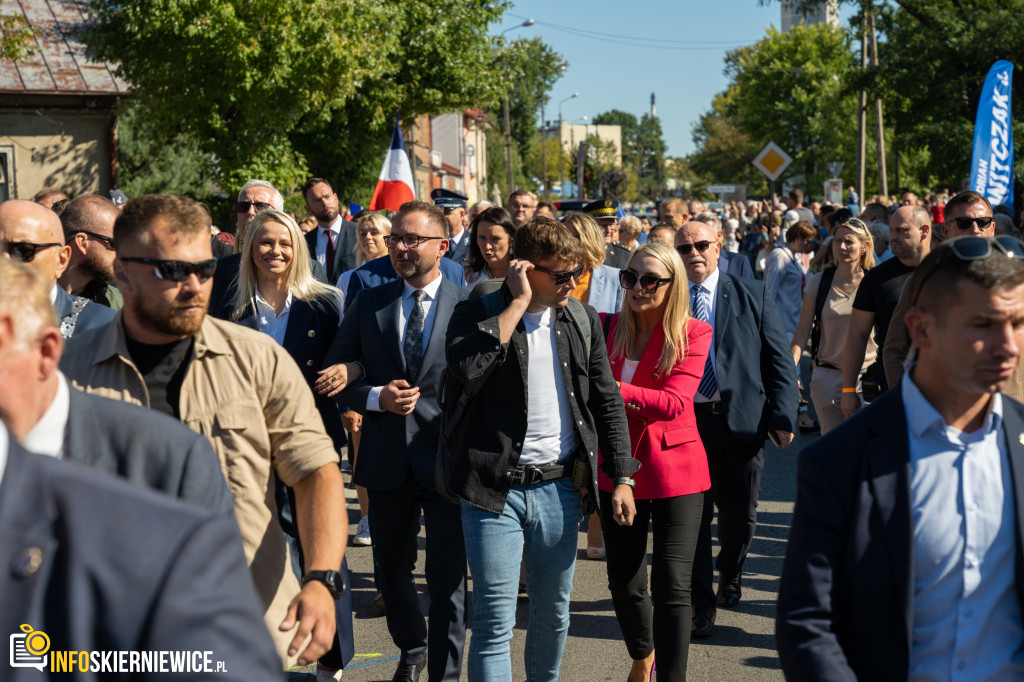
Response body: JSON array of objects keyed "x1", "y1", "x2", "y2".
[
  {"x1": 558, "y1": 92, "x2": 579, "y2": 199},
  {"x1": 499, "y1": 18, "x2": 535, "y2": 199}
]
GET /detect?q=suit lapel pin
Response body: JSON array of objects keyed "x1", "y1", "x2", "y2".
[{"x1": 12, "y1": 547, "x2": 43, "y2": 578}]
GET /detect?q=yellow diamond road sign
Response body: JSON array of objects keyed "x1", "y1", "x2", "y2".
[{"x1": 752, "y1": 142, "x2": 793, "y2": 181}]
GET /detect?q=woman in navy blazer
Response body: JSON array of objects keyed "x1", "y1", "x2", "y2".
[
  {"x1": 599, "y1": 242, "x2": 712, "y2": 682},
  {"x1": 230, "y1": 208, "x2": 357, "y2": 678}
]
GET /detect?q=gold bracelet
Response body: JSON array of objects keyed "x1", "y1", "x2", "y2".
[{"x1": 841, "y1": 387, "x2": 858, "y2": 394}]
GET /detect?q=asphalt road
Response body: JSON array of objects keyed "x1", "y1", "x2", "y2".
[{"x1": 289, "y1": 420, "x2": 816, "y2": 682}]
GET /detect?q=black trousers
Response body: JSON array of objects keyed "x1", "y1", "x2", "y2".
[
  {"x1": 368, "y1": 473, "x2": 467, "y2": 682},
  {"x1": 600, "y1": 490, "x2": 703, "y2": 681},
  {"x1": 691, "y1": 410, "x2": 765, "y2": 611}
]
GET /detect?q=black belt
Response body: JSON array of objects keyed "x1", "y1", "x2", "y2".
[
  {"x1": 694, "y1": 401, "x2": 724, "y2": 414},
  {"x1": 505, "y1": 463, "x2": 573, "y2": 486},
  {"x1": 815, "y1": 361, "x2": 840, "y2": 370}
]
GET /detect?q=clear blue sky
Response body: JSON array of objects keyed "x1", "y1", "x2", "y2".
[{"x1": 497, "y1": 0, "x2": 855, "y2": 158}]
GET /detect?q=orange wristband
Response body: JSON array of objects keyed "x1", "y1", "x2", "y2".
[{"x1": 841, "y1": 387, "x2": 858, "y2": 394}]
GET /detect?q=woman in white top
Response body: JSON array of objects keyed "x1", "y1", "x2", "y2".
[
  {"x1": 464, "y1": 206, "x2": 517, "y2": 292},
  {"x1": 789, "y1": 217, "x2": 876, "y2": 434}
]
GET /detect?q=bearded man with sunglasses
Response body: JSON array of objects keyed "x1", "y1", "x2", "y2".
[
  {"x1": 0, "y1": 199, "x2": 115, "y2": 341},
  {"x1": 675, "y1": 220, "x2": 798, "y2": 638},
  {"x1": 778, "y1": 236, "x2": 1024, "y2": 680},
  {"x1": 60, "y1": 194, "x2": 348, "y2": 672}
]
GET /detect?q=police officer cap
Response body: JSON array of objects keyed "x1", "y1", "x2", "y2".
[
  {"x1": 583, "y1": 199, "x2": 619, "y2": 219},
  {"x1": 430, "y1": 188, "x2": 468, "y2": 210}
]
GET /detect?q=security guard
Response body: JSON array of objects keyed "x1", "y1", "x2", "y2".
[
  {"x1": 584, "y1": 199, "x2": 630, "y2": 269},
  {"x1": 430, "y1": 188, "x2": 471, "y2": 264}
]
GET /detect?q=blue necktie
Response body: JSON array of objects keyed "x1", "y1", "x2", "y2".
[
  {"x1": 691, "y1": 285, "x2": 719, "y2": 399},
  {"x1": 403, "y1": 290, "x2": 426, "y2": 380}
]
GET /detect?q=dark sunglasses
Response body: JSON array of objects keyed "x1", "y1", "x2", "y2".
[
  {"x1": 675, "y1": 240, "x2": 714, "y2": 256},
  {"x1": 119, "y1": 257, "x2": 218, "y2": 282},
  {"x1": 69, "y1": 230, "x2": 114, "y2": 248},
  {"x1": 3, "y1": 241, "x2": 62, "y2": 263},
  {"x1": 911, "y1": 235, "x2": 1024, "y2": 305},
  {"x1": 532, "y1": 262, "x2": 584, "y2": 286},
  {"x1": 383, "y1": 234, "x2": 446, "y2": 249},
  {"x1": 950, "y1": 216, "x2": 995, "y2": 231},
  {"x1": 236, "y1": 200, "x2": 273, "y2": 214},
  {"x1": 619, "y1": 269, "x2": 673, "y2": 293}
]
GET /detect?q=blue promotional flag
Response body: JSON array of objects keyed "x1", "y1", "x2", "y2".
[{"x1": 970, "y1": 60, "x2": 1014, "y2": 213}]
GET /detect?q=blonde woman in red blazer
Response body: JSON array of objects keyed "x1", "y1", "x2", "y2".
[{"x1": 598, "y1": 241, "x2": 712, "y2": 682}]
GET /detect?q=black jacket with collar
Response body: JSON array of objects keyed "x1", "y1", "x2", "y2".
[{"x1": 444, "y1": 284, "x2": 636, "y2": 514}]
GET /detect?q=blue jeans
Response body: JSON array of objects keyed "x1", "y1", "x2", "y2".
[{"x1": 461, "y1": 478, "x2": 583, "y2": 682}]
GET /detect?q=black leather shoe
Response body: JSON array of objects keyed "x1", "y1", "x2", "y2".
[
  {"x1": 717, "y1": 574, "x2": 742, "y2": 608},
  {"x1": 691, "y1": 606, "x2": 716, "y2": 638},
  {"x1": 392, "y1": 659, "x2": 426, "y2": 682}
]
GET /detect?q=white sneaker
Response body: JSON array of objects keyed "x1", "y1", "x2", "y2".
[
  {"x1": 352, "y1": 516, "x2": 372, "y2": 546},
  {"x1": 316, "y1": 663, "x2": 342, "y2": 681}
]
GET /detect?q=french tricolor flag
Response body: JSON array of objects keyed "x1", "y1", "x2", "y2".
[{"x1": 369, "y1": 115, "x2": 416, "y2": 211}]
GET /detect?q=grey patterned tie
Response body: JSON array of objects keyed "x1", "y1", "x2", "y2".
[
  {"x1": 403, "y1": 289, "x2": 426, "y2": 380},
  {"x1": 691, "y1": 284, "x2": 719, "y2": 398}
]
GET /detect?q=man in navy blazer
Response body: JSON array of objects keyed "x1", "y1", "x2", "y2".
[
  {"x1": 324, "y1": 201, "x2": 469, "y2": 682},
  {"x1": 676, "y1": 221, "x2": 798, "y2": 637},
  {"x1": 304, "y1": 177, "x2": 358, "y2": 283},
  {"x1": 0, "y1": 429, "x2": 283, "y2": 682},
  {"x1": 777, "y1": 238, "x2": 1024, "y2": 680}
]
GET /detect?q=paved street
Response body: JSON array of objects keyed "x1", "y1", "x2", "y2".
[{"x1": 291, "y1": 420, "x2": 815, "y2": 682}]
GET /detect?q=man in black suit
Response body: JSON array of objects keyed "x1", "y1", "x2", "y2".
[
  {"x1": 305, "y1": 177, "x2": 358, "y2": 284},
  {"x1": 324, "y1": 201, "x2": 468, "y2": 682},
  {"x1": 778, "y1": 237, "x2": 1024, "y2": 680},
  {"x1": 0, "y1": 256, "x2": 232, "y2": 516},
  {"x1": 675, "y1": 220, "x2": 798, "y2": 638},
  {"x1": 584, "y1": 198, "x2": 631, "y2": 269},
  {"x1": 0, "y1": 199, "x2": 115, "y2": 341},
  {"x1": 0, "y1": 428, "x2": 283, "y2": 682},
  {"x1": 431, "y1": 188, "x2": 471, "y2": 266}
]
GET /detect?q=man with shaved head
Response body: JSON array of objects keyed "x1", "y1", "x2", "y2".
[
  {"x1": 0, "y1": 199, "x2": 115, "y2": 340},
  {"x1": 675, "y1": 220, "x2": 797, "y2": 638},
  {"x1": 58, "y1": 194, "x2": 123, "y2": 310}
]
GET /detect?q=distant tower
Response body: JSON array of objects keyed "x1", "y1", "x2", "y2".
[
  {"x1": 781, "y1": 0, "x2": 838, "y2": 31},
  {"x1": 651, "y1": 93, "x2": 656, "y2": 119}
]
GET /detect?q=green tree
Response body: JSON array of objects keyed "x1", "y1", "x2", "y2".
[
  {"x1": 690, "y1": 90, "x2": 767, "y2": 194},
  {"x1": 498, "y1": 37, "x2": 568, "y2": 162},
  {"x1": 83, "y1": 0, "x2": 508, "y2": 195},
  {"x1": 592, "y1": 109, "x2": 668, "y2": 199},
  {"x1": 1, "y1": 10, "x2": 37, "y2": 61}
]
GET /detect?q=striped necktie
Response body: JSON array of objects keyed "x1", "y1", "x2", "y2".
[{"x1": 690, "y1": 284, "x2": 719, "y2": 399}]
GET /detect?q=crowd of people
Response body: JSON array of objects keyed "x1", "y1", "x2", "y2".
[{"x1": 2, "y1": 176, "x2": 1023, "y2": 682}]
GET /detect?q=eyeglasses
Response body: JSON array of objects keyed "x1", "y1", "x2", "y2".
[
  {"x1": 675, "y1": 241, "x2": 714, "y2": 256},
  {"x1": 119, "y1": 257, "x2": 218, "y2": 282},
  {"x1": 383, "y1": 234, "x2": 446, "y2": 249},
  {"x1": 3, "y1": 242, "x2": 62, "y2": 263},
  {"x1": 910, "y1": 235, "x2": 1024, "y2": 306},
  {"x1": 619, "y1": 269, "x2": 673, "y2": 293},
  {"x1": 236, "y1": 200, "x2": 273, "y2": 214},
  {"x1": 69, "y1": 230, "x2": 114, "y2": 248},
  {"x1": 949, "y1": 216, "x2": 995, "y2": 231},
  {"x1": 532, "y1": 262, "x2": 583, "y2": 286}
]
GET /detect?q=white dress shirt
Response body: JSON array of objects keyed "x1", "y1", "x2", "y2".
[
  {"x1": 315, "y1": 214, "x2": 343, "y2": 269},
  {"x1": 691, "y1": 266, "x2": 721, "y2": 402},
  {"x1": 0, "y1": 421, "x2": 8, "y2": 486},
  {"x1": 903, "y1": 368, "x2": 1024, "y2": 680},
  {"x1": 254, "y1": 291, "x2": 293, "y2": 346},
  {"x1": 22, "y1": 372, "x2": 71, "y2": 459},
  {"x1": 367, "y1": 274, "x2": 444, "y2": 411}
]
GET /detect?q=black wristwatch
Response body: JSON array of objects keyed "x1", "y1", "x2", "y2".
[{"x1": 301, "y1": 570, "x2": 344, "y2": 599}]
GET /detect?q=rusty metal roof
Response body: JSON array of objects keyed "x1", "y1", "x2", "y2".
[{"x1": 0, "y1": 0, "x2": 128, "y2": 96}]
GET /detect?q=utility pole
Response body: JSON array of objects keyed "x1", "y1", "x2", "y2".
[
  {"x1": 540, "y1": 102, "x2": 548, "y2": 200},
  {"x1": 868, "y1": 8, "x2": 887, "y2": 197},
  {"x1": 856, "y1": 5, "x2": 867, "y2": 206},
  {"x1": 503, "y1": 96, "x2": 514, "y2": 198}
]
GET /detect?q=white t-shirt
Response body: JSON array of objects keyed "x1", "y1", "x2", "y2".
[
  {"x1": 621, "y1": 358, "x2": 640, "y2": 385},
  {"x1": 519, "y1": 308, "x2": 579, "y2": 467}
]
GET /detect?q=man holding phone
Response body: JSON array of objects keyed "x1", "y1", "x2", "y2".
[{"x1": 675, "y1": 221, "x2": 798, "y2": 638}]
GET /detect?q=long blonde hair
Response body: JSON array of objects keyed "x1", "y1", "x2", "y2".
[
  {"x1": 560, "y1": 211, "x2": 606, "y2": 272},
  {"x1": 232, "y1": 209, "x2": 343, "y2": 320},
  {"x1": 610, "y1": 242, "x2": 692, "y2": 376}
]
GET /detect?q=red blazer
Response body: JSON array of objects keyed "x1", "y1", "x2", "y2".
[{"x1": 598, "y1": 314, "x2": 713, "y2": 499}]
